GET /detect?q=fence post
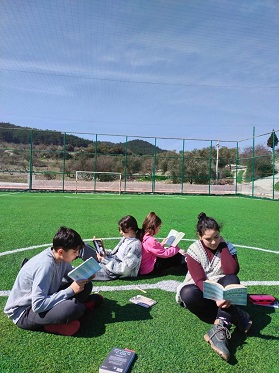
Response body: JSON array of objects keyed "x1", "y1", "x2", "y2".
[
  {"x1": 272, "y1": 132, "x2": 276, "y2": 200},
  {"x1": 208, "y1": 141, "x2": 213, "y2": 195},
  {"x1": 235, "y1": 142, "x2": 239, "y2": 195},
  {"x1": 29, "y1": 129, "x2": 33, "y2": 191},
  {"x1": 252, "y1": 127, "x2": 255, "y2": 197},
  {"x1": 181, "y1": 139, "x2": 185, "y2": 194},
  {"x1": 124, "y1": 136, "x2": 128, "y2": 193},
  {"x1": 62, "y1": 132, "x2": 66, "y2": 192},
  {"x1": 152, "y1": 138, "x2": 157, "y2": 193},
  {"x1": 94, "y1": 134, "x2": 98, "y2": 192}
]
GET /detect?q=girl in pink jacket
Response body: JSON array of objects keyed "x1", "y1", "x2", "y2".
[{"x1": 139, "y1": 212, "x2": 187, "y2": 275}]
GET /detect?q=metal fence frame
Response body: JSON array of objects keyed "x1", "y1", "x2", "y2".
[{"x1": 0, "y1": 126, "x2": 278, "y2": 200}]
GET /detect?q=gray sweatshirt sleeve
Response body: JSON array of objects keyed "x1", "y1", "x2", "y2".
[{"x1": 31, "y1": 263, "x2": 74, "y2": 313}]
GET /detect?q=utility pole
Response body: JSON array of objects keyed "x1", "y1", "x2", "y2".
[{"x1": 215, "y1": 141, "x2": 220, "y2": 184}]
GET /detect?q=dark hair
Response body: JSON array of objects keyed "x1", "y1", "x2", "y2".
[
  {"x1": 142, "y1": 212, "x2": 162, "y2": 236},
  {"x1": 118, "y1": 215, "x2": 142, "y2": 239},
  {"x1": 52, "y1": 226, "x2": 84, "y2": 252},
  {"x1": 196, "y1": 212, "x2": 221, "y2": 236}
]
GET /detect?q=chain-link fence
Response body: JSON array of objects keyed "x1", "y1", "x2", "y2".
[{"x1": 0, "y1": 127, "x2": 278, "y2": 200}]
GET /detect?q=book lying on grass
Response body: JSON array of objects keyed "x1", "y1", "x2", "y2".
[
  {"x1": 249, "y1": 294, "x2": 276, "y2": 305},
  {"x1": 164, "y1": 229, "x2": 185, "y2": 247},
  {"x1": 249, "y1": 294, "x2": 278, "y2": 308},
  {"x1": 68, "y1": 257, "x2": 102, "y2": 281},
  {"x1": 129, "y1": 295, "x2": 157, "y2": 308},
  {"x1": 203, "y1": 280, "x2": 247, "y2": 306},
  {"x1": 92, "y1": 237, "x2": 105, "y2": 256},
  {"x1": 99, "y1": 347, "x2": 135, "y2": 373},
  {"x1": 252, "y1": 301, "x2": 279, "y2": 309}
]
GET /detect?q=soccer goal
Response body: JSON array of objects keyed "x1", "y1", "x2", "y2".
[{"x1": 75, "y1": 171, "x2": 122, "y2": 194}]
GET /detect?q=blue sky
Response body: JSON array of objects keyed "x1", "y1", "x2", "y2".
[{"x1": 1, "y1": 0, "x2": 278, "y2": 151}]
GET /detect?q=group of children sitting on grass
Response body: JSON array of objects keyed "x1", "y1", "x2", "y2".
[{"x1": 4, "y1": 211, "x2": 252, "y2": 363}]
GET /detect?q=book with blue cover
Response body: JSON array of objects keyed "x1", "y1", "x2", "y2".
[
  {"x1": 68, "y1": 257, "x2": 102, "y2": 281},
  {"x1": 203, "y1": 280, "x2": 247, "y2": 306}
]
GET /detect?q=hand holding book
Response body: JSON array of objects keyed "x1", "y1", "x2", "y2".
[
  {"x1": 163, "y1": 229, "x2": 185, "y2": 247},
  {"x1": 203, "y1": 280, "x2": 247, "y2": 306},
  {"x1": 92, "y1": 237, "x2": 105, "y2": 256}
]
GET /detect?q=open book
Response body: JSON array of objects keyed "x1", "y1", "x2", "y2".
[
  {"x1": 164, "y1": 229, "x2": 185, "y2": 247},
  {"x1": 68, "y1": 257, "x2": 102, "y2": 281},
  {"x1": 203, "y1": 280, "x2": 247, "y2": 306}
]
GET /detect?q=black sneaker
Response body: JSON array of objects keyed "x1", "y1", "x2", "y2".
[{"x1": 204, "y1": 319, "x2": 231, "y2": 362}]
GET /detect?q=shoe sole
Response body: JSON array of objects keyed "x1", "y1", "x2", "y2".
[
  {"x1": 44, "y1": 320, "x2": 80, "y2": 336},
  {"x1": 204, "y1": 334, "x2": 230, "y2": 362},
  {"x1": 243, "y1": 320, "x2": 252, "y2": 334}
]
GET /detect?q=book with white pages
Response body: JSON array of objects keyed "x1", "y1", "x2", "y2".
[{"x1": 164, "y1": 229, "x2": 185, "y2": 247}]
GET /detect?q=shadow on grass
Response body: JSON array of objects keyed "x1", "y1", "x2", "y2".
[
  {"x1": 115, "y1": 265, "x2": 187, "y2": 283},
  {"x1": 228, "y1": 302, "x2": 278, "y2": 365},
  {"x1": 77, "y1": 298, "x2": 153, "y2": 338}
]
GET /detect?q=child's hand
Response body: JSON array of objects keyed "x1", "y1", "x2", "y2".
[
  {"x1": 216, "y1": 299, "x2": 231, "y2": 308},
  {"x1": 87, "y1": 274, "x2": 96, "y2": 281},
  {"x1": 70, "y1": 280, "x2": 87, "y2": 294},
  {"x1": 161, "y1": 237, "x2": 167, "y2": 246},
  {"x1": 96, "y1": 252, "x2": 106, "y2": 262}
]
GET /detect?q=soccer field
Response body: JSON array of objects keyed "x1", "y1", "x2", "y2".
[{"x1": 0, "y1": 192, "x2": 278, "y2": 373}]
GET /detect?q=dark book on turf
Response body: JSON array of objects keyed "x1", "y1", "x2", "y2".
[
  {"x1": 68, "y1": 257, "x2": 102, "y2": 281},
  {"x1": 99, "y1": 347, "x2": 135, "y2": 373},
  {"x1": 203, "y1": 280, "x2": 247, "y2": 306}
]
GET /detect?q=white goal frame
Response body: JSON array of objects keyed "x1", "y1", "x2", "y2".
[{"x1": 75, "y1": 171, "x2": 122, "y2": 194}]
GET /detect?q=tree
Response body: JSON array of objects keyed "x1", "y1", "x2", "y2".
[
  {"x1": 240, "y1": 145, "x2": 273, "y2": 181},
  {"x1": 267, "y1": 130, "x2": 278, "y2": 149}
]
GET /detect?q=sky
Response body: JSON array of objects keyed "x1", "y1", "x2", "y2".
[{"x1": 1, "y1": 0, "x2": 279, "y2": 151}]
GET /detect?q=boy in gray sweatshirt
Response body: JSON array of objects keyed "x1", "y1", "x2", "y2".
[{"x1": 4, "y1": 226, "x2": 103, "y2": 336}]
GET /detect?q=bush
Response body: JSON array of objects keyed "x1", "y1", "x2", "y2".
[{"x1": 43, "y1": 171, "x2": 56, "y2": 180}]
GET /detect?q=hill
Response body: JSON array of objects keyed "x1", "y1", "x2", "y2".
[{"x1": 0, "y1": 122, "x2": 166, "y2": 155}]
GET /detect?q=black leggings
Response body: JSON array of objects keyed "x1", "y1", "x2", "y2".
[
  {"x1": 153, "y1": 252, "x2": 187, "y2": 273},
  {"x1": 179, "y1": 274, "x2": 240, "y2": 324}
]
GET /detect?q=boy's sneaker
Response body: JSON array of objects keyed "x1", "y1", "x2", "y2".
[
  {"x1": 204, "y1": 319, "x2": 231, "y2": 362},
  {"x1": 44, "y1": 320, "x2": 80, "y2": 336},
  {"x1": 83, "y1": 293, "x2": 104, "y2": 311},
  {"x1": 232, "y1": 307, "x2": 252, "y2": 334}
]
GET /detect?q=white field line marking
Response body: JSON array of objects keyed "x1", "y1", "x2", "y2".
[
  {"x1": 1, "y1": 238, "x2": 278, "y2": 257},
  {"x1": 1, "y1": 239, "x2": 278, "y2": 297},
  {"x1": 1, "y1": 280, "x2": 279, "y2": 298}
]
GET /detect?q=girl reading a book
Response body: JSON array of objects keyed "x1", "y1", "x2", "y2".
[
  {"x1": 80, "y1": 215, "x2": 142, "y2": 281},
  {"x1": 139, "y1": 212, "x2": 187, "y2": 275},
  {"x1": 176, "y1": 212, "x2": 252, "y2": 362}
]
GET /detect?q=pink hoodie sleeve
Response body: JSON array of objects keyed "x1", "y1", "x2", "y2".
[{"x1": 144, "y1": 235, "x2": 180, "y2": 258}]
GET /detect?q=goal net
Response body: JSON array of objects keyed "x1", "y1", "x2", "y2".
[{"x1": 75, "y1": 171, "x2": 122, "y2": 194}]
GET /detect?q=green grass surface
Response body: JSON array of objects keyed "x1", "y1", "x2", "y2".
[{"x1": 0, "y1": 192, "x2": 278, "y2": 373}]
